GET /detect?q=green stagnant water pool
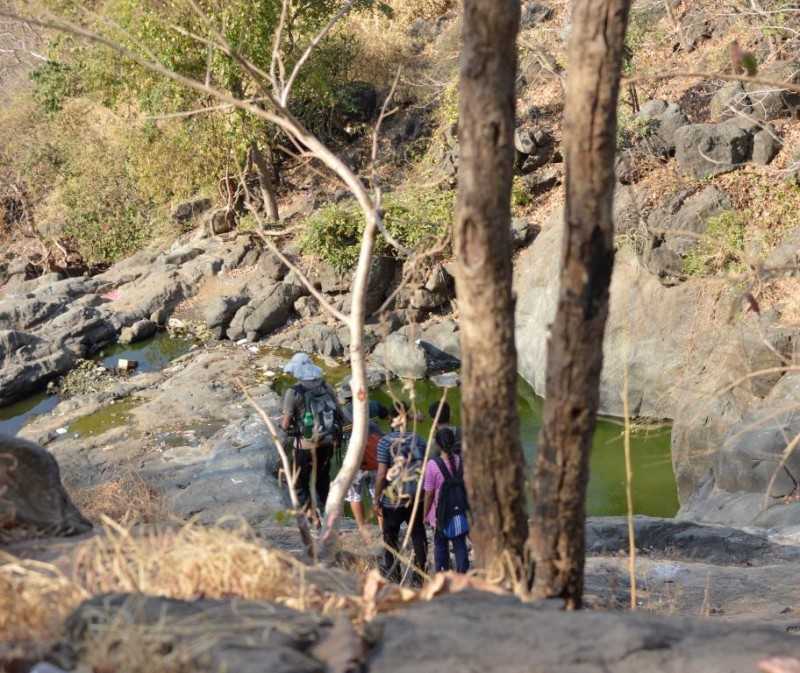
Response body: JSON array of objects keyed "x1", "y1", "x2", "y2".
[{"x1": 0, "y1": 333, "x2": 195, "y2": 437}]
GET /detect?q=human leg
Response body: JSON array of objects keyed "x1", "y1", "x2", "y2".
[
  {"x1": 346, "y1": 471, "x2": 367, "y2": 529},
  {"x1": 381, "y1": 505, "x2": 404, "y2": 582},
  {"x1": 315, "y1": 444, "x2": 333, "y2": 506},
  {"x1": 293, "y1": 447, "x2": 312, "y2": 508},
  {"x1": 452, "y1": 534, "x2": 469, "y2": 573},
  {"x1": 433, "y1": 529, "x2": 451, "y2": 572},
  {"x1": 408, "y1": 504, "x2": 428, "y2": 583}
]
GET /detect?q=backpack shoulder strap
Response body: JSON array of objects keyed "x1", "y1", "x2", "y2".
[{"x1": 434, "y1": 456, "x2": 453, "y2": 480}]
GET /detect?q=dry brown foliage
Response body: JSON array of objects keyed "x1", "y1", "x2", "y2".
[
  {"x1": 66, "y1": 471, "x2": 167, "y2": 526},
  {"x1": 0, "y1": 553, "x2": 88, "y2": 642},
  {"x1": 0, "y1": 519, "x2": 362, "y2": 645}
]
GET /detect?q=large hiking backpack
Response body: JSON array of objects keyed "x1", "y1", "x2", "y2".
[
  {"x1": 434, "y1": 456, "x2": 470, "y2": 538},
  {"x1": 295, "y1": 383, "x2": 341, "y2": 445},
  {"x1": 384, "y1": 433, "x2": 426, "y2": 505}
]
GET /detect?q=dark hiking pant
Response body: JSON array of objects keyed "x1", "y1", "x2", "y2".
[
  {"x1": 381, "y1": 503, "x2": 427, "y2": 584},
  {"x1": 294, "y1": 444, "x2": 332, "y2": 511},
  {"x1": 433, "y1": 529, "x2": 469, "y2": 574}
]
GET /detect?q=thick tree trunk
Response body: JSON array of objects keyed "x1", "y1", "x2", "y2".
[
  {"x1": 528, "y1": 0, "x2": 632, "y2": 608},
  {"x1": 454, "y1": 0, "x2": 528, "y2": 577}
]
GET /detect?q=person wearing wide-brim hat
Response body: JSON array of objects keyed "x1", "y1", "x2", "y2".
[{"x1": 280, "y1": 354, "x2": 344, "y2": 520}]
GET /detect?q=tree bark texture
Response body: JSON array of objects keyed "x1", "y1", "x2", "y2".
[
  {"x1": 249, "y1": 141, "x2": 280, "y2": 223},
  {"x1": 528, "y1": 0, "x2": 632, "y2": 608},
  {"x1": 454, "y1": 0, "x2": 528, "y2": 577}
]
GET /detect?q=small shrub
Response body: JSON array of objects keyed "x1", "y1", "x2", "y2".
[
  {"x1": 512, "y1": 175, "x2": 532, "y2": 208},
  {"x1": 30, "y1": 60, "x2": 80, "y2": 114},
  {"x1": 683, "y1": 210, "x2": 746, "y2": 276},
  {"x1": 302, "y1": 187, "x2": 454, "y2": 271}
]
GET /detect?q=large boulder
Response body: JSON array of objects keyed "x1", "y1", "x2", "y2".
[
  {"x1": 282, "y1": 323, "x2": 345, "y2": 358},
  {"x1": 636, "y1": 99, "x2": 689, "y2": 155},
  {"x1": 372, "y1": 332, "x2": 429, "y2": 380},
  {"x1": 58, "y1": 593, "x2": 345, "y2": 673},
  {"x1": 514, "y1": 212, "x2": 705, "y2": 418},
  {"x1": 0, "y1": 330, "x2": 77, "y2": 406},
  {"x1": 118, "y1": 319, "x2": 157, "y2": 345},
  {"x1": 678, "y1": 372, "x2": 800, "y2": 528},
  {"x1": 674, "y1": 122, "x2": 753, "y2": 178},
  {"x1": 242, "y1": 282, "x2": 302, "y2": 340},
  {"x1": 752, "y1": 127, "x2": 781, "y2": 165},
  {"x1": 745, "y1": 60, "x2": 800, "y2": 121},
  {"x1": 419, "y1": 319, "x2": 461, "y2": 360},
  {"x1": 371, "y1": 590, "x2": 800, "y2": 673},
  {"x1": 171, "y1": 197, "x2": 212, "y2": 224},
  {"x1": 709, "y1": 81, "x2": 751, "y2": 120},
  {"x1": 642, "y1": 186, "x2": 731, "y2": 284},
  {"x1": 0, "y1": 434, "x2": 92, "y2": 538},
  {"x1": 204, "y1": 294, "x2": 251, "y2": 340}
]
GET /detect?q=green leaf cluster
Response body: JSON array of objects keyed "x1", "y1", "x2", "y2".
[{"x1": 301, "y1": 187, "x2": 454, "y2": 271}]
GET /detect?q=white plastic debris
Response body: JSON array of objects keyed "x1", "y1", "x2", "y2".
[
  {"x1": 55, "y1": 427, "x2": 68, "y2": 436},
  {"x1": 647, "y1": 562, "x2": 684, "y2": 582},
  {"x1": 236, "y1": 338, "x2": 249, "y2": 346},
  {"x1": 117, "y1": 358, "x2": 138, "y2": 371},
  {"x1": 30, "y1": 663, "x2": 70, "y2": 673}
]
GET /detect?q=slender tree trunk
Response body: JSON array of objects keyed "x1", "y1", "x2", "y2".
[
  {"x1": 528, "y1": 0, "x2": 632, "y2": 609},
  {"x1": 454, "y1": 0, "x2": 528, "y2": 578},
  {"x1": 249, "y1": 141, "x2": 280, "y2": 223}
]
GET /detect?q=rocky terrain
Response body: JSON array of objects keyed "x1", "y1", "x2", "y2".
[{"x1": 4, "y1": 0, "x2": 800, "y2": 670}]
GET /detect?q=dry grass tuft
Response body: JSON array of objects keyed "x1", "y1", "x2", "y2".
[
  {"x1": 71, "y1": 518, "x2": 345, "y2": 608},
  {"x1": 0, "y1": 519, "x2": 360, "y2": 646},
  {"x1": 0, "y1": 554, "x2": 89, "y2": 642},
  {"x1": 67, "y1": 471, "x2": 168, "y2": 526}
]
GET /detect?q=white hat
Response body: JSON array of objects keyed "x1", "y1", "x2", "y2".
[
  {"x1": 294, "y1": 362, "x2": 323, "y2": 382},
  {"x1": 282, "y1": 352, "x2": 313, "y2": 376}
]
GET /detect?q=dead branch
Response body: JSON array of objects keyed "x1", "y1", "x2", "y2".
[{"x1": 236, "y1": 378, "x2": 314, "y2": 557}]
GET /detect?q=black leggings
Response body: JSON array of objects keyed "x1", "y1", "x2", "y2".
[
  {"x1": 294, "y1": 444, "x2": 332, "y2": 511},
  {"x1": 381, "y1": 503, "x2": 428, "y2": 584}
]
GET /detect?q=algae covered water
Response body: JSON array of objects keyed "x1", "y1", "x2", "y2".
[
  {"x1": 368, "y1": 378, "x2": 679, "y2": 519},
  {"x1": 0, "y1": 333, "x2": 195, "y2": 436}
]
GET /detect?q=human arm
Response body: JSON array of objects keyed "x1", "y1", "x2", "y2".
[
  {"x1": 423, "y1": 460, "x2": 438, "y2": 522},
  {"x1": 424, "y1": 490, "x2": 434, "y2": 521},
  {"x1": 373, "y1": 462, "x2": 388, "y2": 515},
  {"x1": 280, "y1": 388, "x2": 295, "y2": 431}
]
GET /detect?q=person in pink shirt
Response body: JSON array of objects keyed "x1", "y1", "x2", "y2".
[{"x1": 423, "y1": 427, "x2": 470, "y2": 573}]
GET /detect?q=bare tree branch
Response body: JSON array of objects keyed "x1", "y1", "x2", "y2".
[
  {"x1": 623, "y1": 70, "x2": 800, "y2": 96},
  {"x1": 237, "y1": 379, "x2": 315, "y2": 557}
]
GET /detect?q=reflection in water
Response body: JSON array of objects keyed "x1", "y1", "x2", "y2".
[
  {"x1": 98, "y1": 333, "x2": 195, "y2": 373},
  {"x1": 0, "y1": 333, "x2": 196, "y2": 437},
  {"x1": 0, "y1": 393, "x2": 60, "y2": 436}
]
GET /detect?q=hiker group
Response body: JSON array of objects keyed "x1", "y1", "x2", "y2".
[{"x1": 280, "y1": 352, "x2": 470, "y2": 582}]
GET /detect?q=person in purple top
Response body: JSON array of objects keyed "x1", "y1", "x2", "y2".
[{"x1": 423, "y1": 426, "x2": 470, "y2": 574}]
